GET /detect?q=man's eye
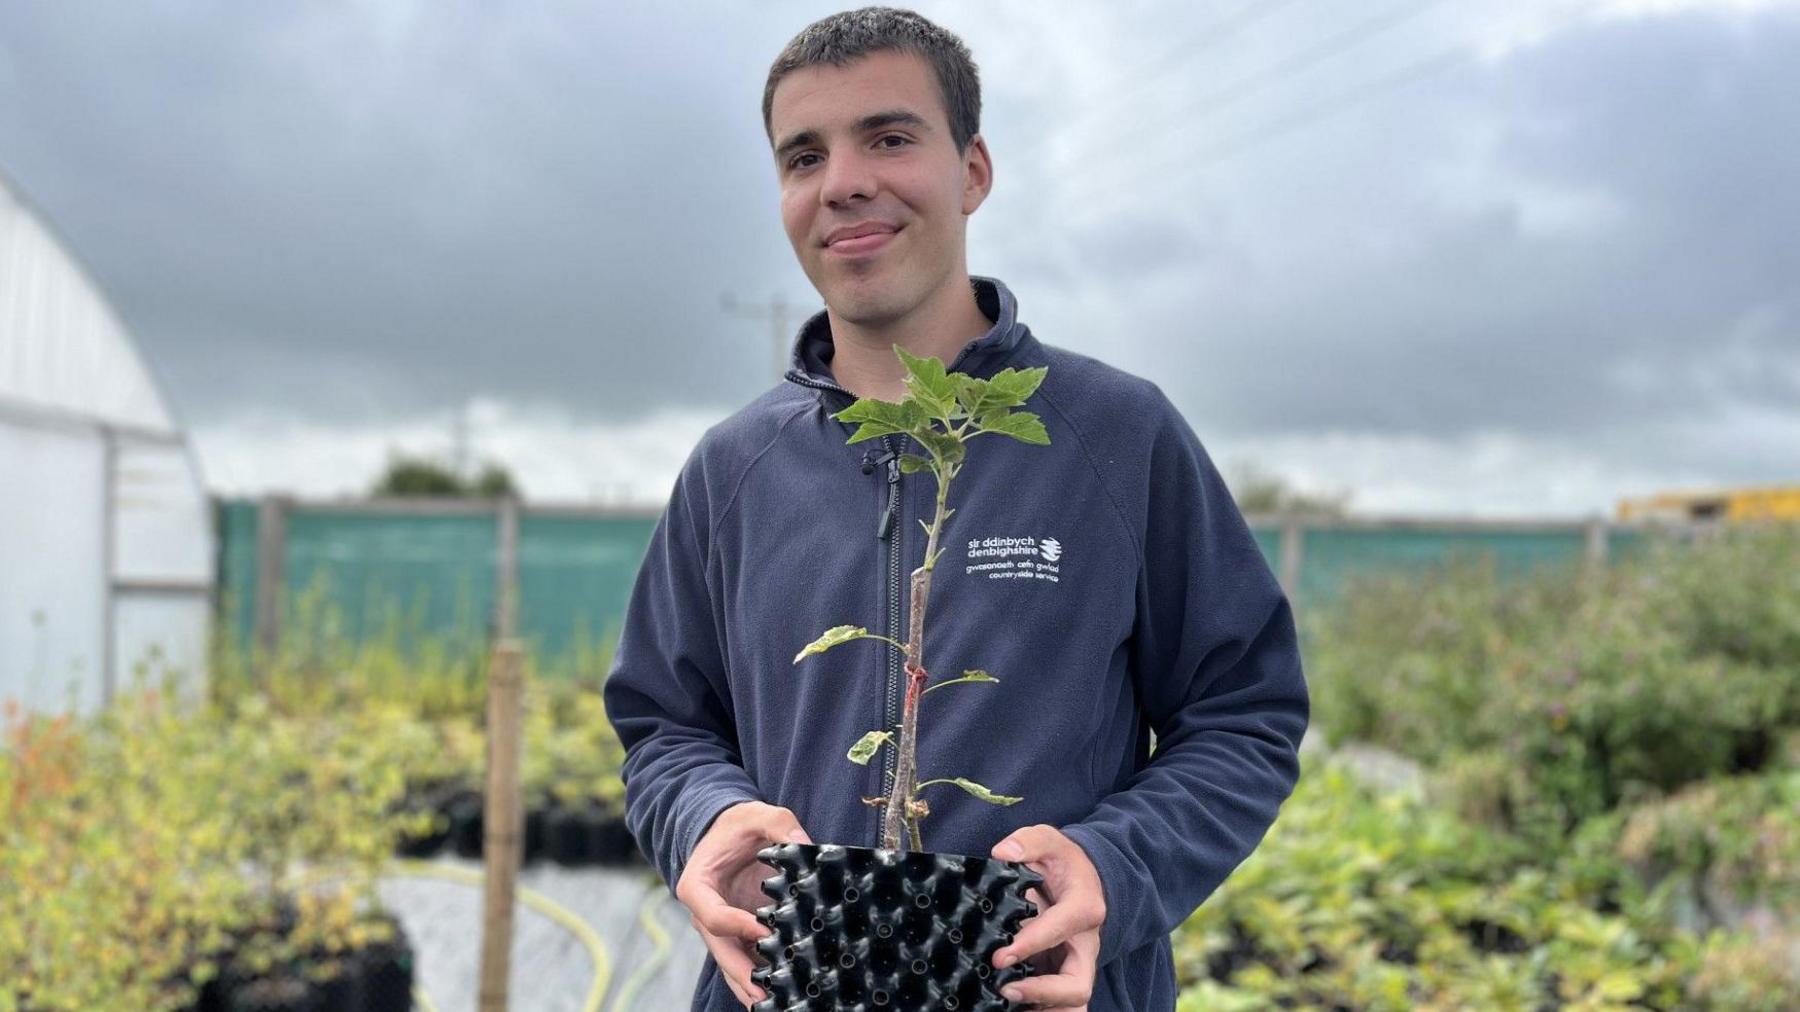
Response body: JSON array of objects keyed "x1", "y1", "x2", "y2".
[{"x1": 788, "y1": 136, "x2": 908, "y2": 171}]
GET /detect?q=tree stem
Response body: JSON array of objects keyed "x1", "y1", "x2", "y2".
[{"x1": 880, "y1": 459, "x2": 956, "y2": 850}]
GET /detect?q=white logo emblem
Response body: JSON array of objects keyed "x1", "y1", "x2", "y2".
[{"x1": 964, "y1": 534, "x2": 1062, "y2": 584}]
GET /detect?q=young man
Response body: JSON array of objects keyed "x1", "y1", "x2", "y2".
[{"x1": 601, "y1": 7, "x2": 1310, "y2": 1010}]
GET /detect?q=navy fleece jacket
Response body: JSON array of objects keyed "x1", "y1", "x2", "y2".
[{"x1": 602, "y1": 275, "x2": 1309, "y2": 1011}]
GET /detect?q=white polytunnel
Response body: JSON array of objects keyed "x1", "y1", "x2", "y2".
[{"x1": 0, "y1": 167, "x2": 214, "y2": 717}]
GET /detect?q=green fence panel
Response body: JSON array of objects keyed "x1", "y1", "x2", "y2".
[
  {"x1": 1297, "y1": 526, "x2": 1589, "y2": 603},
  {"x1": 517, "y1": 513, "x2": 658, "y2": 668},
  {"x1": 1249, "y1": 525, "x2": 1283, "y2": 576},
  {"x1": 216, "y1": 499, "x2": 261, "y2": 650},
  {"x1": 281, "y1": 509, "x2": 498, "y2": 653},
  {"x1": 215, "y1": 496, "x2": 1707, "y2": 668}
]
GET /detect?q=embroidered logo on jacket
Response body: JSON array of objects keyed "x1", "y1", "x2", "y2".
[{"x1": 964, "y1": 534, "x2": 1061, "y2": 583}]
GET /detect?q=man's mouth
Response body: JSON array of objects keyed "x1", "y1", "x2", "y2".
[{"x1": 825, "y1": 225, "x2": 900, "y2": 257}]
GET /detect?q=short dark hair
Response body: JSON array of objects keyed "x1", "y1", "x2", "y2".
[{"x1": 763, "y1": 6, "x2": 982, "y2": 155}]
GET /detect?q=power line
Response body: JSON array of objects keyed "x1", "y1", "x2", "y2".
[
  {"x1": 1045, "y1": 0, "x2": 1452, "y2": 209},
  {"x1": 1012, "y1": 0, "x2": 1311, "y2": 167},
  {"x1": 1062, "y1": 43, "x2": 1475, "y2": 224}
]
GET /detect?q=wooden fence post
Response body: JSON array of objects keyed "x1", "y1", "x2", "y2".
[
  {"x1": 253, "y1": 495, "x2": 289, "y2": 685},
  {"x1": 1278, "y1": 515, "x2": 1305, "y2": 616},
  {"x1": 495, "y1": 495, "x2": 520, "y2": 641},
  {"x1": 1583, "y1": 516, "x2": 1608, "y2": 578},
  {"x1": 479, "y1": 639, "x2": 526, "y2": 1011}
]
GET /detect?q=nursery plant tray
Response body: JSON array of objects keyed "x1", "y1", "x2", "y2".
[{"x1": 750, "y1": 842, "x2": 1042, "y2": 1011}]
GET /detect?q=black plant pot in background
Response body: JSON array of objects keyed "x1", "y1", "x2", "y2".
[
  {"x1": 523, "y1": 804, "x2": 548, "y2": 864},
  {"x1": 223, "y1": 973, "x2": 321, "y2": 1012},
  {"x1": 355, "y1": 910, "x2": 417, "y2": 1012},
  {"x1": 305, "y1": 954, "x2": 364, "y2": 1012},
  {"x1": 594, "y1": 808, "x2": 638, "y2": 866},
  {"x1": 545, "y1": 801, "x2": 593, "y2": 866},
  {"x1": 447, "y1": 789, "x2": 485, "y2": 859},
  {"x1": 181, "y1": 907, "x2": 415, "y2": 1012},
  {"x1": 750, "y1": 842, "x2": 1041, "y2": 1011},
  {"x1": 394, "y1": 779, "x2": 461, "y2": 858}
]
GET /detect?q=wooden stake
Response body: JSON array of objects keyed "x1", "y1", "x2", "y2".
[{"x1": 478, "y1": 639, "x2": 526, "y2": 1011}]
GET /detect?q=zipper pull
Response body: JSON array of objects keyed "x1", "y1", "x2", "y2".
[
  {"x1": 875, "y1": 449, "x2": 901, "y2": 540},
  {"x1": 863, "y1": 447, "x2": 897, "y2": 476}
]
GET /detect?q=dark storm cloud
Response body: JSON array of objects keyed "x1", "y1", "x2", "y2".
[
  {"x1": 0, "y1": 2, "x2": 809, "y2": 425},
  {"x1": 1030, "y1": 8, "x2": 1798, "y2": 447},
  {"x1": 1, "y1": 0, "x2": 1793, "y2": 485}
]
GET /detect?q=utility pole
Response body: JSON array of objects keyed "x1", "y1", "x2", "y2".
[{"x1": 721, "y1": 291, "x2": 804, "y2": 383}]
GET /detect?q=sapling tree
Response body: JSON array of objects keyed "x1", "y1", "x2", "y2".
[{"x1": 792, "y1": 345, "x2": 1050, "y2": 852}]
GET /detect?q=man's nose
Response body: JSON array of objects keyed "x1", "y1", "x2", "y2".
[{"x1": 820, "y1": 147, "x2": 877, "y2": 206}]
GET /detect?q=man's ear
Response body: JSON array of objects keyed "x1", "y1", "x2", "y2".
[{"x1": 962, "y1": 134, "x2": 994, "y2": 215}]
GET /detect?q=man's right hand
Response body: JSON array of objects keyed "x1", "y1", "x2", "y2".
[{"x1": 675, "y1": 801, "x2": 812, "y2": 1008}]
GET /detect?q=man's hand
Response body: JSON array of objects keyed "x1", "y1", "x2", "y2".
[
  {"x1": 675, "y1": 801, "x2": 811, "y2": 1008},
  {"x1": 989, "y1": 824, "x2": 1107, "y2": 1011}
]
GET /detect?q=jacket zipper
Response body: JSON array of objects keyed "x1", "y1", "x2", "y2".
[
  {"x1": 785, "y1": 369, "x2": 907, "y2": 845},
  {"x1": 879, "y1": 440, "x2": 902, "y2": 845}
]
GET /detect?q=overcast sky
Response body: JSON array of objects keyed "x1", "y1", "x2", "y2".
[{"x1": 2, "y1": 0, "x2": 1795, "y2": 516}]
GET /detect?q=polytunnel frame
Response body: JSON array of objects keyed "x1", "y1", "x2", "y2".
[{"x1": 1, "y1": 159, "x2": 217, "y2": 711}]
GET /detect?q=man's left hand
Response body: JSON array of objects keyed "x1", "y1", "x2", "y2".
[{"x1": 989, "y1": 824, "x2": 1107, "y2": 1010}]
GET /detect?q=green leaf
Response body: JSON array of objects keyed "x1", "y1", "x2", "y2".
[
  {"x1": 1596, "y1": 971, "x2": 1643, "y2": 1001},
  {"x1": 793, "y1": 625, "x2": 905, "y2": 663},
  {"x1": 893, "y1": 345, "x2": 958, "y2": 418},
  {"x1": 984, "y1": 365, "x2": 1047, "y2": 407},
  {"x1": 916, "y1": 776, "x2": 1022, "y2": 805},
  {"x1": 953, "y1": 374, "x2": 992, "y2": 420},
  {"x1": 978, "y1": 410, "x2": 1050, "y2": 445},
  {"x1": 921, "y1": 670, "x2": 999, "y2": 696},
  {"x1": 846, "y1": 730, "x2": 894, "y2": 766},
  {"x1": 832, "y1": 398, "x2": 912, "y2": 444},
  {"x1": 898, "y1": 453, "x2": 933, "y2": 474}
]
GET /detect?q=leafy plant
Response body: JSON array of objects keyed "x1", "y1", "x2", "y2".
[
  {"x1": 1307, "y1": 522, "x2": 1800, "y2": 845},
  {"x1": 1172, "y1": 751, "x2": 1705, "y2": 1010},
  {"x1": 790, "y1": 345, "x2": 1050, "y2": 851}
]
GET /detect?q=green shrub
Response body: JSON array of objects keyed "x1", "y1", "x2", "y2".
[
  {"x1": 1309, "y1": 523, "x2": 1800, "y2": 839},
  {"x1": 0, "y1": 672, "x2": 426, "y2": 1010},
  {"x1": 1171, "y1": 750, "x2": 1797, "y2": 1010},
  {"x1": 1614, "y1": 766, "x2": 1800, "y2": 918}
]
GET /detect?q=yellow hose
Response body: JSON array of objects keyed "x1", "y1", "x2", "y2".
[
  {"x1": 606, "y1": 882, "x2": 675, "y2": 1012},
  {"x1": 292, "y1": 859, "x2": 612, "y2": 1012},
  {"x1": 388, "y1": 859, "x2": 613, "y2": 1012}
]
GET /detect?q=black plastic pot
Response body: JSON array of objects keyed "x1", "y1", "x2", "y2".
[
  {"x1": 394, "y1": 779, "x2": 461, "y2": 858},
  {"x1": 546, "y1": 800, "x2": 599, "y2": 866},
  {"x1": 523, "y1": 804, "x2": 548, "y2": 864},
  {"x1": 447, "y1": 789, "x2": 485, "y2": 858},
  {"x1": 223, "y1": 973, "x2": 320, "y2": 1012},
  {"x1": 305, "y1": 954, "x2": 365, "y2": 1012},
  {"x1": 595, "y1": 809, "x2": 638, "y2": 866},
  {"x1": 355, "y1": 911, "x2": 417, "y2": 1012},
  {"x1": 749, "y1": 842, "x2": 1041, "y2": 1011}
]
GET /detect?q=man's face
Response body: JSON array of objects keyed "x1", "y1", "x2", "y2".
[{"x1": 768, "y1": 49, "x2": 991, "y2": 328}]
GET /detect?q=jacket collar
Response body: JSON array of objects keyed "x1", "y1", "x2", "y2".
[{"x1": 783, "y1": 275, "x2": 1030, "y2": 399}]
